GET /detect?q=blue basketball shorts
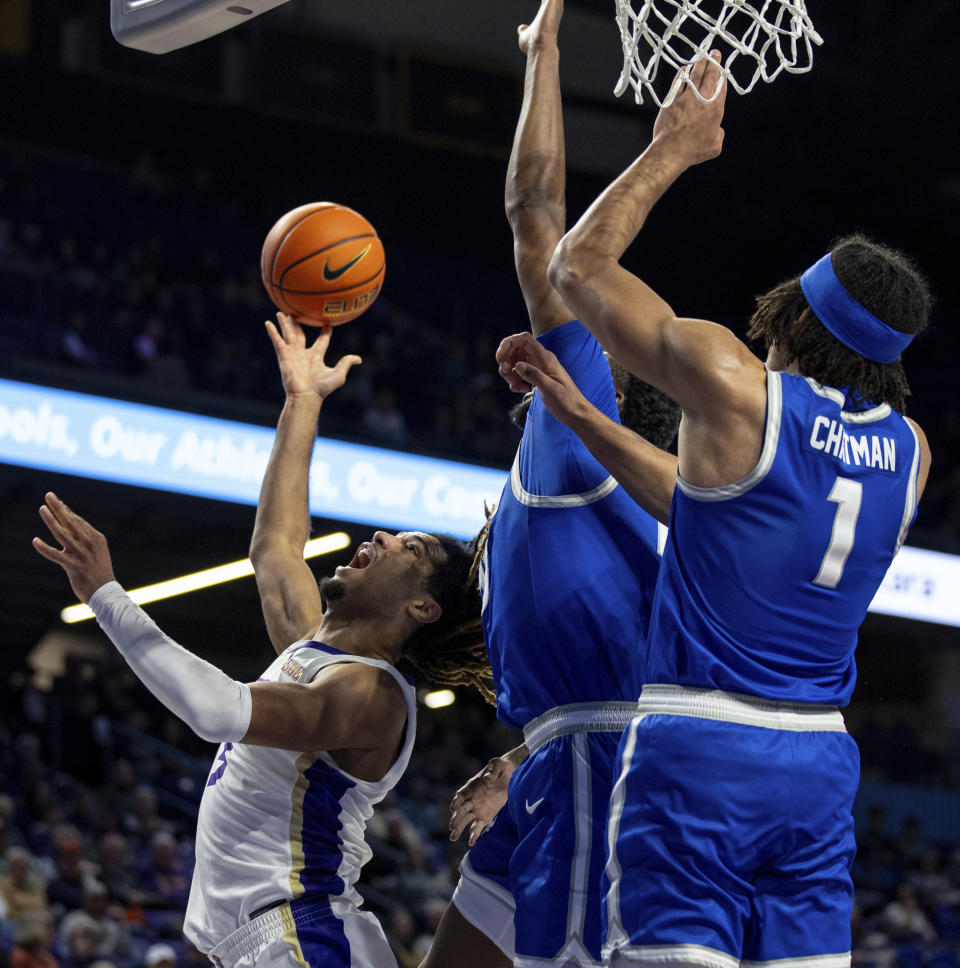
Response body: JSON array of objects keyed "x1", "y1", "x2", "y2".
[
  {"x1": 455, "y1": 702, "x2": 638, "y2": 968},
  {"x1": 604, "y1": 686, "x2": 860, "y2": 968},
  {"x1": 206, "y1": 895, "x2": 393, "y2": 968}
]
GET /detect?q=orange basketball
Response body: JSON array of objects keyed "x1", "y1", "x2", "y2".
[{"x1": 260, "y1": 202, "x2": 385, "y2": 326}]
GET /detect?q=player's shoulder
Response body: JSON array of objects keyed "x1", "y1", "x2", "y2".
[
  {"x1": 310, "y1": 658, "x2": 408, "y2": 719},
  {"x1": 665, "y1": 317, "x2": 766, "y2": 417}
]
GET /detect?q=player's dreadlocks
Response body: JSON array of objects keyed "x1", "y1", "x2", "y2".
[
  {"x1": 606, "y1": 358, "x2": 681, "y2": 450},
  {"x1": 400, "y1": 532, "x2": 495, "y2": 705},
  {"x1": 509, "y1": 356, "x2": 681, "y2": 450},
  {"x1": 747, "y1": 233, "x2": 932, "y2": 414}
]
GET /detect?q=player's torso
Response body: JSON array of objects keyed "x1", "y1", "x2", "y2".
[
  {"x1": 481, "y1": 418, "x2": 664, "y2": 729},
  {"x1": 184, "y1": 641, "x2": 416, "y2": 953},
  {"x1": 648, "y1": 370, "x2": 920, "y2": 705}
]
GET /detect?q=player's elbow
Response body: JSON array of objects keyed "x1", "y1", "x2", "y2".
[
  {"x1": 190, "y1": 682, "x2": 252, "y2": 745},
  {"x1": 548, "y1": 236, "x2": 592, "y2": 296}
]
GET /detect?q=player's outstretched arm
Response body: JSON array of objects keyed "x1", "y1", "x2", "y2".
[
  {"x1": 251, "y1": 313, "x2": 361, "y2": 654},
  {"x1": 34, "y1": 493, "x2": 253, "y2": 744},
  {"x1": 449, "y1": 743, "x2": 528, "y2": 846},
  {"x1": 498, "y1": 333, "x2": 677, "y2": 522},
  {"x1": 506, "y1": 0, "x2": 573, "y2": 337},
  {"x1": 244, "y1": 663, "x2": 407, "y2": 765},
  {"x1": 548, "y1": 53, "x2": 738, "y2": 414},
  {"x1": 33, "y1": 493, "x2": 403, "y2": 765}
]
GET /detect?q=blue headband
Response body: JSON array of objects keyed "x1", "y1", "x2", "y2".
[{"x1": 799, "y1": 253, "x2": 914, "y2": 364}]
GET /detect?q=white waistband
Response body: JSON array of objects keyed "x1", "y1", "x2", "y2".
[
  {"x1": 523, "y1": 702, "x2": 639, "y2": 754},
  {"x1": 208, "y1": 904, "x2": 292, "y2": 967},
  {"x1": 207, "y1": 896, "x2": 341, "y2": 967},
  {"x1": 636, "y1": 684, "x2": 846, "y2": 733}
]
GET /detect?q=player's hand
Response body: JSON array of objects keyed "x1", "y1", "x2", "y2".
[
  {"x1": 265, "y1": 312, "x2": 362, "y2": 400},
  {"x1": 652, "y1": 49, "x2": 726, "y2": 166},
  {"x1": 496, "y1": 332, "x2": 590, "y2": 426},
  {"x1": 33, "y1": 492, "x2": 117, "y2": 603},
  {"x1": 450, "y1": 755, "x2": 516, "y2": 846},
  {"x1": 518, "y1": 0, "x2": 563, "y2": 55}
]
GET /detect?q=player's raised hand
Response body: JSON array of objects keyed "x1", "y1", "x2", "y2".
[
  {"x1": 518, "y1": 0, "x2": 563, "y2": 55},
  {"x1": 265, "y1": 313, "x2": 362, "y2": 400},
  {"x1": 33, "y1": 493, "x2": 117, "y2": 603},
  {"x1": 496, "y1": 331, "x2": 590, "y2": 426},
  {"x1": 450, "y1": 755, "x2": 516, "y2": 846},
  {"x1": 653, "y1": 49, "x2": 726, "y2": 166}
]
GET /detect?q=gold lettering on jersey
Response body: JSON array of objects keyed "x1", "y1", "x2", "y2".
[
  {"x1": 809, "y1": 417, "x2": 896, "y2": 472},
  {"x1": 280, "y1": 657, "x2": 305, "y2": 682}
]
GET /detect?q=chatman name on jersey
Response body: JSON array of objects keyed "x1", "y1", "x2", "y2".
[{"x1": 807, "y1": 416, "x2": 897, "y2": 473}]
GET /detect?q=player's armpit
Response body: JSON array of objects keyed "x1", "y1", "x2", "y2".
[{"x1": 243, "y1": 662, "x2": 407, "y2": 756}]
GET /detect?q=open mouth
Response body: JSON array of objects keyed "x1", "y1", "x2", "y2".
[{"x1": 346, "y1": 544, "x2": 374, "y2": 570}]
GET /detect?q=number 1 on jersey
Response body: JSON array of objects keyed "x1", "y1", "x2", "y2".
[{"x1": 814, "y1": 477, "x2": 863, "y2": 589}]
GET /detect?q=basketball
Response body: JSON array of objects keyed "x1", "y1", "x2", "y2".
[{"x1": 260, "y1": 202, "x2": 385, "y2": 326}]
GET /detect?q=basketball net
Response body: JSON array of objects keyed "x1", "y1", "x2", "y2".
[{"x1": 613, "y1": 0, "x2": 823, "y2": 107}]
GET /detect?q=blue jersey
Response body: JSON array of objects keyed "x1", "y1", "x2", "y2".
[
  {"x1": 647, "y1": 369, "x2": 921, "y2": 706},
  {"x1": 479, "y1": 321, "x2": 663, "y2": 729}
]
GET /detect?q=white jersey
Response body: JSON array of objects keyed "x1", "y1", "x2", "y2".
[{"x1": 184, "y1": 640, "x2": 417, "y2": 954}]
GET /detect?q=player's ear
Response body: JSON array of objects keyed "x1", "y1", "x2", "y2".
[
  {"x1": 407, "y1": 596, "x2": 441, "y2": 626},
  {"x1": 615, "y1": 388, "x2": 625, "y2": 411}
]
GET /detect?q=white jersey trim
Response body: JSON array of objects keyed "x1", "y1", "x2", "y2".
[
  {"x1": 523, "y1": 702, "x2": 640, "y2": 754},
  {"x1": 305, "y1": 650, "x2": 417, "y2": 793},
  {"x1": 636, "y1": 684, "x2": 846, "y2": 733},
  {"x1": 676, "y1": 368, "x2": 782, "y2": 503},
  {"x1": 603, "y1": 942, "x2": 741, "y2": 968},
  {"x1": 510, "y1": 450, "x2": 619, "y2": 508},
  {"x1": 803, "y1": 377, "x2": 892, "y2": 424},
  {"x1": 741, "y1": 955, "x2": 852, "y2": 968},
  {"x1": 895, "y1": 420, "x2": 921, "y2": 553},
  {"x1": 454, "y1": 854, "x2": 516, "y2": 961}
]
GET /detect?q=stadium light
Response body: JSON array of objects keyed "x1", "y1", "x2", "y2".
[
  {"x1": 423, "y1": 689, "x2": 456, "y2": 709},
  {"x1": 60, "y1": 532, "x2": 351, "y2": 623}
]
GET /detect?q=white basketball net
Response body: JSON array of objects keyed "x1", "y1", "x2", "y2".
[{"x1": 614, "y1": 0, "x2": 823, "y2": 107}]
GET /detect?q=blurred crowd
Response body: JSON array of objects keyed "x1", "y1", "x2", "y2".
[
  {"x1": 1, "y1": 141, "x2": 959, "y2": 545},
  {"x1": 0, "y1": 648, "x2": 519, "y2": 968},
  {"x1": 0, "y1": 651, "x2": 958, "y2": 968},
  {"x1": 0, "y1": 144, "x2": 518, "y2": 469}
]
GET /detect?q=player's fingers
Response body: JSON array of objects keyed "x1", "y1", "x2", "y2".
[
  {"x1": 514, "y1": 361, "x2": 546, "y2": 387},
  {"x1": 45, "y1": 493, "x2": 99, "y2": 547},
  {"x1": 701, "y1": 49, "x2": 723, "y2": 100},
  {"x1": 315, "y1": 324, "x2": 333, "y2": 354},
  {"x1": 689, "y1": 52, "x2": 710, "y2": 90},
  {"x1": 39, "y1": 503, "x2": 72, "y2": 547},
  {"x1": 468, "y1": 820, "x2": 488, "y2": 847},
  {"x1": 275, "y1": 312, "x2": 295, "y2": 341},
  {"x1": 264, "y1": 319, "x2": 285, "y2": 351},
  {"x1": 332, "y1": 355, "x2": 362, "y2": 383},
  {"x1": 32, "y1": 536, "x2": 64, "y2": 564}
]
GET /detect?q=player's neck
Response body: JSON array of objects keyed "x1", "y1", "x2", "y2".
[{"x1": 312, "y1": 612, "x2": 405, "y2": 665}]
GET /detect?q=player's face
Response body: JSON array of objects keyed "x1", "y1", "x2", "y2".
[{"x1": 323, "y1": 531, "x2": 446, "y2": 614}]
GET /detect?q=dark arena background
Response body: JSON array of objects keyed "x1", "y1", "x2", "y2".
[{"x1": 0, "y1": 2, "x2": 959, "y2": 966}]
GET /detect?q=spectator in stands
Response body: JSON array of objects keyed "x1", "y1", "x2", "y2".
[
  {"x1": 58, "y1": 880, "x2": 128, "y2": 963},
  {"x1": 385, "y1": 906, "x2": 419, "y2": 968},
  {"x1": 0, "y1": 847, "x2": 49, "y2": 924},
  {"x1": 880, "y1": 882, "x2": 938, "y2": 944},
  {"x1": 10, "y1": 909, "x2": 59, "y2": 968},
  {"x1": 58, "y1": 911, "x2": 100, "y2": 968},
  {"x1": 143, "y1": 942, "x2": 177, "y2": 968},
  {"x1": 95, "y1": 834, "x2": 139, "y2": 907},
  {"x1": 140, "y1": 833, "x2": 190, "y2": 909},
  {"x1": 46, "y1": 828, "x2": 90, "y2": 914}
]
